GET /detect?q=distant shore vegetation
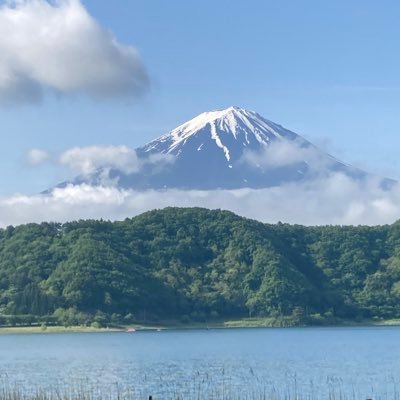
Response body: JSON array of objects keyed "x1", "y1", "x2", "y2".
[{"x1": 0, "y1": 207, "x2": 400, "y2": 329}]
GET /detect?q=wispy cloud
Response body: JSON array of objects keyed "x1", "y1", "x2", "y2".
[
  {"x1": 0, "y1": 0, "x2": 149, "y2": 105},
  {"x1": 25, "y1": 144, "x2": 175, "y2": 188},
  {"x1": 1, "y1": 173, "x2": 400, "y2": 227},
  {"x1": 241, "y1": 139, "x2": 338, "y2": 173},
  {"x1": 59, "y1": 145, "x2": 140, "y2": 175},
  {"x1": 26, "y1": 148, "x2": 50, "y2": 166}
]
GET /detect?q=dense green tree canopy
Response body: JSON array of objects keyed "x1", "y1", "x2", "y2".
[{"x1": 0, "y1": 207, "x2": 398, "y2": 326}]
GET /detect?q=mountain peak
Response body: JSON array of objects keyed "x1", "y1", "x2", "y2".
[
  {"x1": 212, "y1": 105, "x2": 254, "y2": 116},
  {"x1": 170, "y1": 106, "x2": 257, "y2": 141},
  {"x1": 142, "y1": 106, "x2": 299, "y2": 163},
  {"x1": 64, "y1": 107, "x2": 368, "y2": 191}
]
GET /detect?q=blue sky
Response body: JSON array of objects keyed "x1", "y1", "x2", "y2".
[
  {"x1": 1, "y1": 0, "x2": 400, "y2": 226},
  {"x1": 0, "y1": 0, "x2": 399, "y2": 194},
  {"x1": 2, "y1": 0, "x2": 400, "y2": 194}
]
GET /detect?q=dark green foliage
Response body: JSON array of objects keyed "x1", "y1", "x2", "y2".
[{"x1": 0, "y1": 207, "x2": 399, "y2": 325}]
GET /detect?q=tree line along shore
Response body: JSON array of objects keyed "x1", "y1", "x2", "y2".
[{"x1": 0, "y1": 207, "x2": 399, "y2": 329}]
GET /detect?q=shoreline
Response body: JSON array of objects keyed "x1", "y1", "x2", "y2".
[
  {"x1": 0, "y1": 326, "x2": 122, "y2": 334},
  {"x1": 1, "y1": 317, "x2": 400, "y2": 334}
]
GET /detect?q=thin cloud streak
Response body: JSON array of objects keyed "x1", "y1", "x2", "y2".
[
  {"x1": 60, "y1": 145, "x2": 140, "y2": 175},
  {"x1": 26, "y1": 148, "x2": 50, "y2": 166},
  {"x1": 0, "y1": 173, "x2": 399, "y2": 227}
]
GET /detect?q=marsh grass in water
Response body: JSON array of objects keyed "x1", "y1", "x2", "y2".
[{"x1": 0, "y1": 375, "x2": 398, "y2": 400}]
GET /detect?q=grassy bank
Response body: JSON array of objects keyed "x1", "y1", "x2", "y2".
[
  {"x1": 0, "y1": 325, "x2": 121, "y2": 334},
  {"x1": 149, "y1": 315, "x2": 400, "y2": 330},
  {"x1": 1, "y1": 315, "x2": 400, "y2": 334}
]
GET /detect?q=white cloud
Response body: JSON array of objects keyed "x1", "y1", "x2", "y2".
[
  {"x1": 26, "y1": 148, "x2": 50, "y2": 165},
  {"x1": 0, "y1": 0, "x2": 149, "y2": 104},
  {"x1": 141, "y1": 152, "x2": 176, "y2": 171},
  {"x1": 59, "y1": 145, "x2": 140, "y2": 175},
  {"x1": 242, "y1": 139, "x2": 336, "y2": 171},
  {"x1": 58, "y1": 145, "x2": 175, "y2": 186},
  {"x1": 1, "y1": 173, "x2": 400, "y2": 227}
]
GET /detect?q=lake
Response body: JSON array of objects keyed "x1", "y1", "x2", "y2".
[{"x1": 0, "y1": 326, "x2": 399, "y2": 399}]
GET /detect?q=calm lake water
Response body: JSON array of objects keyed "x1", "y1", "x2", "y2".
[{"x1": 0, "y1": 326, "x2": 399, "y2": 399}]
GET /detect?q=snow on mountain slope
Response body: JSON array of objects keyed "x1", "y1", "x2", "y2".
[
  {"x1": 65, "y1": 106, "x2": 369, "y2": 190},
  {"x1": 141, "y1": 106, "x2": 299, "y2": 162}
]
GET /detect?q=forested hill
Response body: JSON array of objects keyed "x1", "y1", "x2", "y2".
[{"x1": 0, "y1": 207, "x2": 399, "y2": 327}]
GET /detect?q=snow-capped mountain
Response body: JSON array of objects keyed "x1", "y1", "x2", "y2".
[{"x1": 67, "y1": 106, "x2": 369, "y2": 190}]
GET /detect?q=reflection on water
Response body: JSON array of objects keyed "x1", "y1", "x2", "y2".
[{"x1": 0, "y1": 326, "x2": 399, "y2": 399}]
